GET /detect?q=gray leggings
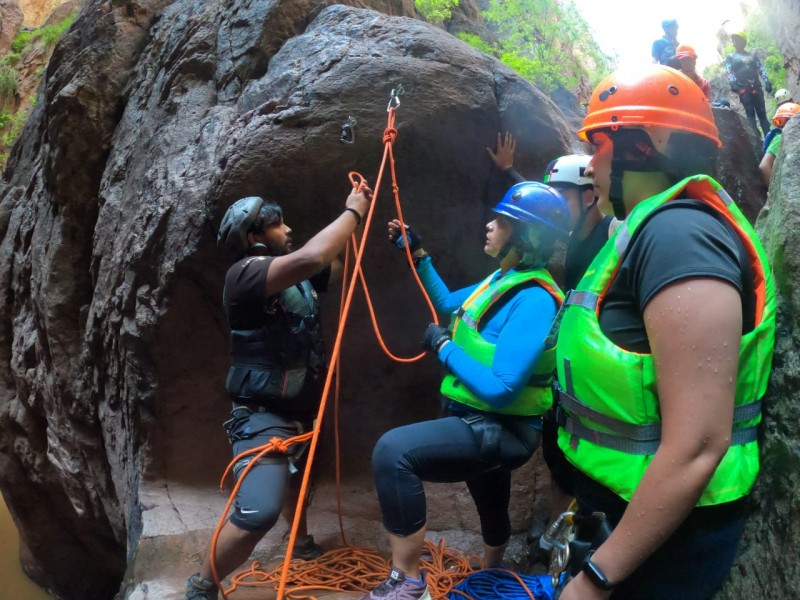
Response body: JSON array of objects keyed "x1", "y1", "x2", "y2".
[{"x1": 224, "y1": 407, "x2": 310, "y2": 532}]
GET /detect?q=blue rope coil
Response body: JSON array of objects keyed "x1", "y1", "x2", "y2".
[{"x1": 447, "y1": 568, "x2": 557, "y2": 600}]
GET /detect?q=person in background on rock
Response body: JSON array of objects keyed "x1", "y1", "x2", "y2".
[
  {"x1": 487, "y1": 136, "x2": 618, "y2": 566},
  {"x1": 360, "y1": 182, "x2": 570, "y2": 600},
  {"x1": 184, "y1": 188, "x2": 372, "y2": 600},
  {"x1": 763, "y1": 89, "x2": 795, "y2": 152},
  {"x1": 726, "y1": 31, "x2": 773, "y2": 140},
  {"x1": 759, "y1": 101, "x2": 800, "y2": 187},
  {"x1": 675, "y1": 44, "x2": 711, "y2": 99},
  {"x1": 651, "y1": 19, "x2": 679, "y2": 68},
  {"x1": 774, "y1": 88, "x2": 793, "y2": 106},
  {"x1": 555, "y1": 64, "x2": 775, "y2": 600}
]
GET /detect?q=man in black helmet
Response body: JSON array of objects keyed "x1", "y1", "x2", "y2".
[
  {"x1": 185, "y1": 187, "x2": 371, "y2": 600},
  {"x1": 726, "y1": 31, "x2": 773, "y2": 140},
  {"x1": 651, "y1": 19, "x2": 679, "y2": 68}
]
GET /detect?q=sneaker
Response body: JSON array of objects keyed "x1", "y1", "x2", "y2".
[
  {"x1": 184, "y1": 573, "x2": 218, "y2": 600},
  {"x1": 292, "y1": 535, "x2": 325, "y2": 560},
  {"x1": 360, "y1": 567, "x2": 432, "y2": 600}
]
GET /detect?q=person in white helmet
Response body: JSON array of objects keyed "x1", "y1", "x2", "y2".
[
  {"x1": 487, "y1": 134, "x2": 618, "y2": 290},
  {"x1": 488, "y1": 136, "x2": 619, "y2": 568},
  {"x1": 774, "y1": 88, "x2": 793, "y2": 106}
]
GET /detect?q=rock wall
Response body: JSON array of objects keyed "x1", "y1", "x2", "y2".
[
  {"x1": 763, "y1": 0, "x2": 800, "y2": 99},
  {"x1": 719, "y1": 115, "x2": 800, "y2": 600},
  {"x1": 18, "y1": 0, "x2": 72, "y2": 27},
  {"x1": 0, "y1": 0, "x2": 23, "y2": 54},
  {"x1": 0, "y1": 1, "x2": 573, "y2": 597}
]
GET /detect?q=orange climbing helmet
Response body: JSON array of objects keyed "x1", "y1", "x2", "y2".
[
  {"x1": 577, "y1": 65, "x2": 722, "y2": 147},
  {"x1": 772, "y1": 102, "x2": 800, "y2": 128},
  {"x1": 675, "y1": 44, "x2": 697, "y2": 60}
]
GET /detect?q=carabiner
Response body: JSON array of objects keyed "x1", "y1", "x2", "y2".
[
  {"x1": 340, "y1": 116, "x2": 357, "y2": 144},
  {"x1": 543, "y1": 511, "x2": 576, "y2": 589},
  {"x1": 387, "y1": 83, "x2": 405, "y2": 112}
]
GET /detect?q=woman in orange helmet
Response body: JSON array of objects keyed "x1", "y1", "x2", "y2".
[
  {"x1": 760, "y1": 101, "x2": 800, "y2": 186},
  {"x1": 675, "y1": 44, "x2": 711, "y2": 99},
  {"x1": 554, "y1": 65, "x2": 775, "y2": 599}
]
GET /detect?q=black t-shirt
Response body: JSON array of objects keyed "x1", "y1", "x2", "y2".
[
  {"x1": 598, "y1": 201, "x2": 755, "y2": 353},
  {"x1": 223, "y1": 249, "x2": 331, "y2": 330},
  {"x1": 565, "y1": 215, "x2": 613, "y2": 290}
]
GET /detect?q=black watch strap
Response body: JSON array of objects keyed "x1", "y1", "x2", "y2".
[{"x1": 581, "y1": 550, "x2": 616, "y2": 591}]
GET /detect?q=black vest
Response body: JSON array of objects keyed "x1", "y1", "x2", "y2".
[{"x1": 226, "y1": 279, "x2": 324, "y2": 412}]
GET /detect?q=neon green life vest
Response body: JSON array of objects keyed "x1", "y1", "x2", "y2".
[
  {"x1": 440, "y1": 267, "x2": 564, "y2": 416},
  {"x1": 556, "y1": 175, "x2": 776, "y2": 505}
]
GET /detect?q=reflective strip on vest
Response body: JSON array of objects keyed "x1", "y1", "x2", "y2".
[
  {"x1": 556, "y1": 175, "x2": 776, "y2": 506},
  {"x1": 440, "y1": 267, "x2": 564, "y2": 416}
]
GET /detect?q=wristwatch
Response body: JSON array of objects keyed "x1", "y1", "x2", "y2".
[{"x1": 581, "y1": 550, "x2": 616, "y2": 591}]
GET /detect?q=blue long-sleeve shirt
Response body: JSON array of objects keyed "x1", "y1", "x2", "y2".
[{"x1": 416, "y1": 257, "x2": 558, "y2": 409}]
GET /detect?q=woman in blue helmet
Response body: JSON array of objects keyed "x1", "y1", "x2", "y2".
[{"x1": 360, "y1": 182, "x2": 570, "y2": 600}]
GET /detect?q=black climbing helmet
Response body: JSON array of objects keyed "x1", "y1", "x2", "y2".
[{"x1": 218, "y1": 196, "x2": 264, "y2": 258}]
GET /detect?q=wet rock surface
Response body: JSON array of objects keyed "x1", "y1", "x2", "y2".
[{"x1": 719, "y1": 117, "x2": 800, "y2": 600}]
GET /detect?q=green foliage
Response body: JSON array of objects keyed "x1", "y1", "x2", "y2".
[
  {"x1": 40, "y1": 14, "x2": 75, "y2": 46},
  {"x1": 471, "y1": 0, "x2": 613, "y2": 94},
  {"x1": 10, "y1": 30, "x2": 35, "y2": 54},
  {"x1": 456, "y1": 32, "x2": 494, "y2": 55},
  {"x1": 415, "y1": 0, "x2": 459, "y2": 25},
  {"x1": 1, "y1": 106, "x2": 29, "y2": 147},
  {"x1": 9, "y1": 13, "x2": 75, "y2": 54},
  {"x1": 0, "y1": 111, "x2": 11, "y2": 128},
  {"x1": 0, "y1": 66, "x2": 18, "y2": 98},
  {"x1": 0, "y1": 53, "x2": 21, "y2": 67}
]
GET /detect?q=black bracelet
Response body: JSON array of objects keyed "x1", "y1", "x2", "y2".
[
  {"x1": 344, "y1": 207, "x2": 362, "y2": 226},
  {"x1": 412, "y1": 253, "x2": 430, "y2": 268},
  {"x1": 581, "y1": 550, "x2": 616, "y2": 591}
]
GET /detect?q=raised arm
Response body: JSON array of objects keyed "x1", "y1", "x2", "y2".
[{"x1": 266, "y1": 188, "x2": 371, "y2": 296}]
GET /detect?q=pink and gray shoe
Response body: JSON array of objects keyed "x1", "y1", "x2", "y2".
[{"x1": 360, "y1": 567, "x2": 431, "y2": 600}]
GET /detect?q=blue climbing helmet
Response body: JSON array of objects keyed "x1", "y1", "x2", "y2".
[{"x1": 492, "y1": 182, "x2": 571, "y2": 244}]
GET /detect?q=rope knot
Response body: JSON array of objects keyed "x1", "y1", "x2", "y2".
[
  {"x1": 269, "y1": 437, "x2": 291, "y2": 453},
  {"x1": 383, "y1": 127, "x2": 398, "y2": 145}
]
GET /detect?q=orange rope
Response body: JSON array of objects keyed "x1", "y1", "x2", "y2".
[
  {"x1": 209, "y1": 99, "x2": 470, "y2": 599},
  {"x1": 274, "y1": 104, "x2": 410, "y2": 600},
  {"x1": 223, "y1": 539, "x2": 480, "y2": 599}
]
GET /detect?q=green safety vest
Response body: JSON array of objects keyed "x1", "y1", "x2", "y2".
[
  {"x1": 556, "y1": 175, "x2": 776, "y2": 505},
  {"x1": 440, "y1": 267, "x2": 564, "y2": 416}
]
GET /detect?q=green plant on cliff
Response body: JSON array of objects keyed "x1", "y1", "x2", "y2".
[
  {"x1": 1, "y1": 106, "x2": 29, "y2": 147},
  {"x1": 10, "y1": 13, "x2": 75, "y2": 54},
  {"x1": 415, "y1": 0, "x2": 460, "y2": 25},
  {"x1": 458, "y1": 0, "x2": 612, "y2": 93},
  {"x1": 0, "y1": 67, "x2": 18, "y2": 98}
]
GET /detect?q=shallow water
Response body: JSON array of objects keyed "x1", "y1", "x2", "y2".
[{"x1": 0, "y1": 496, "x2": 52, "y2": 598}]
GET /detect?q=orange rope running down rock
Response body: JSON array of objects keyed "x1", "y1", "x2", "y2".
[{"x1": 210, "y1": 94, "x2": 459, "y2": 599}]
